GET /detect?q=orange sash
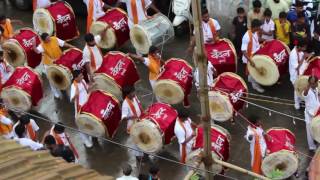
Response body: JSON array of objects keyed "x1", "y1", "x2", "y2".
[
  {"x1": 26, "y1": 123, "x2": 37, "y2": 141},
  {"x1": 247, "y1": 30, "x2": 253, "y2": 58},
  {"x1": 0, "y1": 19, "x2": 13, "y2": 40},
  {"x1": 0, "y1": 108, "x2": 12, "y2": 135},
  {"x1": 51, "y1": 129, "x2": 79, "y2": 158},
  {"x1": 131, "y1": 0, "x2": 147, "y2": 24},
  {"x1": 208, "y1": 19, "x2": 216, "y2": 37},
  {"x1": 73, "y1": 80, "x2": 88, "y2": 113},
  {"x1": 178, "y1": 118, "x2": 188, "y2": 164},
  {"x1": 87, "y1": 0, "x2": 104, "y2": 32},
  {"x1": 87, "y1": 45, "x2": 102, "y2": 71},
  {"x1": 251, "y1": 127, "x2": 263, "y2": 174},
  {"x1": 147, "y1": 54, "x2": 161, "y2": 80},
  {"x1": 125, "y1": 96, "x2": 143, "y2": 133}
]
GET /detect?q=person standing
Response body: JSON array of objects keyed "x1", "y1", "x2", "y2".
[
  {"x1": 274, "y1": 11, "x2": 291, "y2": 46},
  {"x1": 33, "y1": 33, "x2": 74, "y2": 99},
  {"x1": 261, "y1": 8, "x2": 275, "y2": 41},
  {"x1": 245, "y1": 115, "x2": 267, "y2": 174},
  {"x1": 0, "y1": 15, "x2": 23, "y2": 41},
  {"x1": 116, "y1": 164, "x2": 138, "y2": 180},
  {"x1": 70, "y1": 70, "x2": 93, "y2": 148},
  {"x1": 13, "y1": 114, "x2": 39, "y2": 141},
  {"x1": 247, "y1": 0, "x2": 265, "y2": 28},
  {"x1": 174, "y1": 111, "x2": 196, "y2": 164},
  {"x1": 289, "y1": 38, "x2": 308, "y2": 110},
  {"x1": 232, "y1": 7, "x2": 248, "y2": 56},
  {"x1": 265, "y1": 0, "x2": 289, "y2": 20},
  {"x1": 0, "y1": 51, "x2": 13, "y2": 91},
  {"x1": 241, "y1": 19, "x2": 265, "y2": 93},
  {"x1": 302, "y1": 76, "x2": 319, "y2": 152},
  {"x1": 193, "y1": 60, "x2": 216, "y2": 91},
  {"x1": 83, "y1": 0, "x2": 110, "y2": 32}
]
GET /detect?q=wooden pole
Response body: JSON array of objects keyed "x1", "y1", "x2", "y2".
[{"x1": 191, "y1": 0, "x2": 213, "y2": 180}]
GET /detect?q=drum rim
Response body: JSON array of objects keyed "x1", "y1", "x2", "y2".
[
  {"x1": 275, "y1": 39, "x2": 291, "y2": 54},
  {"x1": 130, "y1": 24, "x2": 152, "y2": 54},
  {"x1": 154, "y1": 79, "x2": 185, "y2": 104},
  {"x1": 212, "y1": 72, "x2": 248, "y2": 92},
  {"x1": 165, "y1": 58, "x2": 193, "y2": 69},
  {"x1": 1, "y1": 86, "x2": 32, "y2": 111},
  {"x1": 208, "y1": 91, "x2": 234, "y2": 122},
  {"x1": 93, "y1": 73, "x2": 123, "y2": 100},
  {"x1": 76, "y1": 112, "x2": 108, "y2": 137},
  {"x1": 46, "y1": 64, "x2": 72, "y2": 90},
  {"x1": 2, "y1": 39, "x2": 26, "y2": 67},
  {"x1": 311, "y1": 116, "x2": 320, "y2": 142},
  {"x1": 249, "y1": 54, "x2": 280, "y2": 86},
  {"x1": 90, "y1": 21, "x2": 117, "y2": 49},
  {"x1": 33, "y1": 8, "x2": 55, "y2": 36}
]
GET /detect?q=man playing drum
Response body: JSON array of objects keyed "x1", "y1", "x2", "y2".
[
  {"x1": 245, "y1": 115, "x2": 266, "y2": 174},
  {"x1": 188, "y1": 8, "x2": 221, "y2": 53},
  {"x1": 83, "y1": 0, "x2": 111, "y2": 32},
  {"x1": 302, "y1": 76, "x2": 319, "y2": 152},
  {"x1": 241, "y1": 19, "x2": 265, "y2": 93},
  {"x1": 289, "y1": 38, "x2": 309, "y2": 110},
  {"x1": 33, "y1": 33, "x2": 74, "y2": 99},
  {"x1": 116, "y1": 0, "x2": 160, "y2": 29},
  {"x1": 0, "y1": 15, "x2": 23, "y2": 42},
  {"x1": 0, "y1": 51, "x2": 13, "y2": 90},
  {"x1": 174, "y1": 111, "x2": 196, "y2": 164},
  {"x1": 13, "y1": 114, "x2": 40, "y2": 142},
  {"x1": 193, "y1": 60, "x2": 217, "y2": 91},
  {"x1": 127, "y1": 46, "x2": 163, "y2": 90},
  {"x1": 82, "y1": 28, "x2": 109, "y2": 82},
  {"x1": 70, "y1": 70, "x2": 93, "y2": 148}
]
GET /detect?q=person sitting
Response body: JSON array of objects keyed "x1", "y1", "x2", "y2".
[
  {"x1": 14, "y1": 124, "x2": 43, "y2": 151},
  {"x1": 43, "y1": 134, "x2": 75, "y2": 163}
]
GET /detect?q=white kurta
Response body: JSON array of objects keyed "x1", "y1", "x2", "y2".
[
  {"x1": 194, "y1": 61, "x2": 215, "y2": 90},
  {"x1": 82, "y1": 35, "x2": 103, "y2": 71},
  {"x1": 15, "y1": 137, "x2": 43, "y2": 150},
  {"x1": 13, "y1": 119, "x2": 40, "y2": 139},
  {"x1": 121, "y1": 96, "x2": 142, "y2": 131},
  {"x1": 50, "y1": 127, "x2": 70, "y2": 146},
  {"x1": 201, "y1": 18, "x2": 221, "y2": 43},
  {"x1": 83, "y1": 0, "x2": 106, "y2": 21},
  {"x1": 119, "y1": 0, "x2": 152, "y2": 28},
  {"x1": 289, "y1": 47, "x2": 305, "y2": 84},
  {"x1": 241, "y1": 31, "x2": 260, "y2": 64},
  {"x1": 261, "y1": 19, "x2": 275, "y2": 40},
  {"x1": 244, "y1": 126, "x2": 267, "y2": 166},
  {"x1": 174, "y1": 118, "x2": 194, "y2": 158},
  {"x1": 70, "y1": 79, "x2": 89, "y2": 116}
]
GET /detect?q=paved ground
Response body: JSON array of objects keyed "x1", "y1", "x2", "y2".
[{"x1": 0, "y1": 2, "x2": 315, "y2": 179}]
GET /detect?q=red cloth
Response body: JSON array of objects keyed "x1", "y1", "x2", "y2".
[
  {"x1": 54, "y1": 48, "x2": 83, "y2": 71},
  {"x1": 302, "y1": 57, "x2": 320, "y2": 78},
  {"x1": 265, "y1": 128, "x2": 296, "y2": 155}
]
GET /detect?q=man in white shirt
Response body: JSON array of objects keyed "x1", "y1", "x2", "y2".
[
  {"x1": 261, "y1": 8, "x2": 275, "y2": 41},
  {"x1": 244, "y1": 115, "x2": 266, "y2": 174},
  {"x1": 0, "y1": 51, "x2": 13, "y2": 85},
  {"x1": 116, "y1": 164, "x2": 138, "y2": 180},
  {"x1": 194, "y1": 61, "x2": 217, "y2": 91},
  {"x1": 117, "y1": 0, "x2": 160, "y2": 29},
  {"x1": 289, "y1": 38, "x2": 308, "y2": 109},
  {"x1": 83, "y1": 0, "x2": 111, "y2": 32},
  {"x1": 14, "y1": 124, "x2": 43, "y2": 151},
  {"x1": 174, "y1": 111, "x2": 196, "y2": 164},
  {"x1": 265, "y1": 0, "x2": 289, "y2": 19},
  {"x1": 13, "y1": 114, "x2": 40, "y2": 141},
  {"x1": 242, "y1": 19, "x2": 265, "y2": 93},
  {"x1": 302, "y1": 76, "x2": 319, "y2": 151},
  {"x1": 70, "y1": 70, "x2": 93, "y2": 148}
]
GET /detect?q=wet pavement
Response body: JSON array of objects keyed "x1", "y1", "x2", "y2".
[{"x1": 0, "y1": 2, "x2": 315, "y2": 180}]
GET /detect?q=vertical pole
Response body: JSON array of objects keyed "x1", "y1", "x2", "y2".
[{"x1": 191, "y1": 0, "x2": 213, "y2": 179}]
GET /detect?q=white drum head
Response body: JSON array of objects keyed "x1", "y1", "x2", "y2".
[
  {"x1": 92, "y1": 74, "x2": 123, "y2": 101},
  {"x1": 90, "y1": 22, "x2": 116, "y2": 49},
  {"x1": 208, "y1": 91, "x2": 233, "y2": 122},
  {"x1": 2, "y1": 40, "x2": 26, "y2": 67},
  {"x1": 248, "y1": 55, "x2": 280, "y2": 86},
  {"x1": 130, "y1": 119, "x2": 163, "y2": 153},
  {"x1": 154, "y1": 79, "x2": 185, "y2": 105},
  {"x1": 33, "y1": 8, "x2": 54, "y2": 35},
  {"x1": 261, "y1": 150, "x2": 299, "y2": 179},
  {"x1": 46, "y1": 65, "x2": 72, "y2": 90},
  {"x1": 1, "y1": 87, "x2": 32, "y2": 111},
  {"x1": 294, "y1": 75, "x2": 320, "y2": 97},
  {"x1": 186, "y1": 148, "x2": 223, "y2": 175},
  {"x1": 311, "y1": 116, "x2": 320, "y2": 143},
  {"x1": 130, "y1": 25, "x2": 151, "y2": 54},
  {"x1": 76, "y1": 113, "x2": 106, "y2": 137}
]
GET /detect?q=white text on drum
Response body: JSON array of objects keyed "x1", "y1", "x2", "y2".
[
  {"x1": 174, "y1": 67, "x2": 189, "y2": 82},
  {"x1": 285, "y1": 135, "x2": 294, "y2": 150},
  {"x1": 110, "y1": 59, "x2": 126, "y2": 76},
  {"x1": 23, "y1": 37, "x2": 36, "y2": 48},
  {"x1": 273, "y1": 49, "x2": 287, "y2": 63},
  {"x1": 210, "y1": 50, "x2": 231, "y2": 61},
  {"x1": 57, "y1": 14, "x2": 71, "y2": 27},
  {"x1": 211, "y1": 135, "x2": 225, "y2": 158},
  {"x1": 100, "y1": 102, "x2": 115, "y2": 120},
  {"x1": 230, "y1": 90, "x2": 243, "y2": 103},
  {"x1": 112, "y1": 18, "x2": 127, "y2": 32},
  {"x1": 16, "y1": 72, "x2": 31, "y2": 86},
  {"x1": 151, "y1": 107, "x2": 168, "y2": 120}
]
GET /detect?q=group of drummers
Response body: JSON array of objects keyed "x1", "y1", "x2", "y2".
[{"x1": 0, "y1": 0, "x2": 320, "y2": 179}]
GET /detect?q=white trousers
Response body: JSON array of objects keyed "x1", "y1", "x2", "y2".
[{"x1": 305, "y1": 111, "x2": 317, "y2": 150}]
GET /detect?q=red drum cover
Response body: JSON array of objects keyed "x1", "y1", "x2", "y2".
[
  {"x1": 302, "y1": 56, "x2": 320, "y2": 77},
  {"x1": 193, "y1": 126, "x2": 230, "y2": 161},
  {"x1": 80, "y1": 90, "x2": 121, "y2": 138},
  {"x1": 205, "y1": 39, "x2": 237, "y2": 75},
  {"x1": 54, "y1": 48, "x2": 83, "y2": 71},
  {"x1": 265, "y1": 128, "x2": 296, "y2": 154},
  {"x1": 4, "y1": 67, "x2": 43, "y2": 105}
]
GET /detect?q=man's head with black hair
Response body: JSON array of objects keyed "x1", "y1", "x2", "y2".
[
  {"x1": 53, "y1": 122, "x2": 65, "y2": 134},
  {"x1": 279, "y1": 11, "x2": 287, "y2": 22},
  {"x1": 251, "y1": 19, "x2": 262, "y2": 32},
  {"x1": 253, "y1": 0, "x2": 262, "y2": 13},
  {"x1": 248, "y1": 115, "x2": 260, "y2": 126},
  {"x1": 178, "y1": 110, "x2": 190, "y2": 121},
  {"x1": 122, "y1": 164, "x2": 133, "y2": 176},
  {"x1": 149, "y1": 165, "x2": 160, "y2": 177},
  {"x1": 308, "y1": 75, "x2": 319, "y2": 89},
  {"x1": 201, "y1": 8, "x2": 210, "y2": 23},
  {"x1": 295, "y1": 1, "x2": 304, "y2": 13},
  {"x1": 15, "y1": 124, "x2": 26, "y2": 138},
  {"x1": 296, "y1": 37, "x2": 307, "y2": 51},
  {"x1": 72, "y1": 69, "x2": 83, "y2": 82},
  {"x1": 40, "y1": 33, "x2": 50, "y2": 42},
  {"x1": 84, "y1": 33, "x2": 96, "y2": 47},
  {"x1": 44, "y1": 135, "x2": 56, "y2": 149},
  {"x1": 0, "y1": 15, "x2": 6, "y2": 24},
  {"x1": 264, "y1": 8, "x2": 272, "y2": 19},
  {"x1": 19, "y1": 114, "x2": 31, "y2": 125},
  {"x1": 122, "y1": 85, "x2": 135, "y2": 99}
]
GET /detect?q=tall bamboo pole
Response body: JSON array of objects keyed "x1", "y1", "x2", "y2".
[{"x1": 191, "y1": 0, "x2": 213, "y2": 179}]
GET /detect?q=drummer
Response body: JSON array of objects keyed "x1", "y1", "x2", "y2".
[
  {"x1": 127, "y1": 46, "x2": 164, "y2": 90},
  {"x1": 70, "y1": 70, "x2": 93, "y2": 148},
  {"x1": 0, "y1": 51, "x2": 13, "y2": 90},
  {"x1": 241, "y1": 19, "x2": 265, "y2": 93},
  {"x1": 174, "y1": 111, "x2": 196, "y2": 164},
  {"x1": 83, "y1": 0, "x2": 112, "y2": 32},
  {"x1": 0, "y1": 15, "x2": 23, "y2": 41},
  {"x1": 289, "y1": 37, "x2": 308, "y2": 110},
  {"x1": 32, "y1": 33, "x2": 75, "y2": 99},
  {"x1": 116, "y1": 0, "x2": 160, "y2": 29},
  {"x1": 193, "y1": 60, "x2": 217, "y2": 91},
  {"x1": 188, "y1": 8, "x2": 221, "y2": 53}
]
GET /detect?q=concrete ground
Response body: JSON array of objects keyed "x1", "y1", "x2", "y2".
[{"x1": 0, "y1": 2, "x2": 315, "y2": 180}]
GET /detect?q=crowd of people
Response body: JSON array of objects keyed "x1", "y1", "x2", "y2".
[{"x1": 0, "y1": 0, "x2": 319, "y2": 179}]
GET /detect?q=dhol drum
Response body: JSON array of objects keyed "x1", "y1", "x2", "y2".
[
  {"x1": 2, "y1": 28, "x2": 42, "y2": 68},
  {"x1": 209, "y1": 72, "x2": 247, "y2": 122},
  {"x1": 76, "y1": 90, "x2": 121, "y2": 138},
  {"x1": 130, "y1": 13, "x2": 175, "y2": 54},
  {"x1": 93, "y1": 51, "x2": 140, "y2": 101},
  {"x1": 308, "y1": 148, "x2": 320, "y2": 180},
  {"x1": 248, "y1": 40, "x2": 290, "y2": 86},
  {"x1": 262, "y1": 128, "x2": 298, "y2": 179},
  {"x1": 311, "y1": 109, "x2": 320, "y2": 143},
  {"x1": 90, "y1": 8, "x2": 130, "y2": 49},
  {"x1": 33, "y1": 1, "x2": 79, "y2": 41},
  {"x1": 205, "y1": 38, "x2": 237, "y2": 75},
  {"x1": 46, "y1": 48, "x2": 83, "y2": 90},
  {"x1": 187, "y1": 125, "x2": 231, "y2": 174},
  {"x1": 130, "y1": 103, "x2": 178, "y2": 153},
  {"x1": 1, "y1": 67, "x2": 43, "y2": 111},
  {"x1": 294, "y1": 56, "x2": 320, "y2": 97},
  {"x1": 154, "y1": 58, "x2": 193, "y2": 105}
]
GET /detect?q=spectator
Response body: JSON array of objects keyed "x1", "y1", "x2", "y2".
[
  {"x1": 311, "y1": 28, "x2": 320, "y2": 55},
  {"x1": 265, "y1": 0, "x2": 289, "y2": 20},
  {"x1": 232, "y1": 7, "x2": 248, "y2": 56},
  {"x1": 116, "y1": 164, "x2": 138, "y2": 180},
  {"x1": 261, "y1": 8, "x2": 275, "y2": 41},
  {"x1": 287, "y1": 0, "x2": 309, "y2": 24},
  {"x1": 247, "y1": 0, "x2": 265, "y2": 28},
  {"x1": 275, "y1": 11, "x2": 291, "y2": 46},
  {"x1": 14, "y1": 124, "x2": 43, "y2": 151},
  {"x1": 148, "y1": 165, "x2": 160, "y2": 180},
  {"x1": 292, "y1": 11, "x2": 310, "y2": 42},
  {"x1": 248, "y1": 0, "x2": 267, "y2": 10},
  {"x1": 13, "y1": 114, "x2": 39, "y2": 141},
  {"x1": 43, "y1": 135, "x2": 75, "y2": 163}
]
